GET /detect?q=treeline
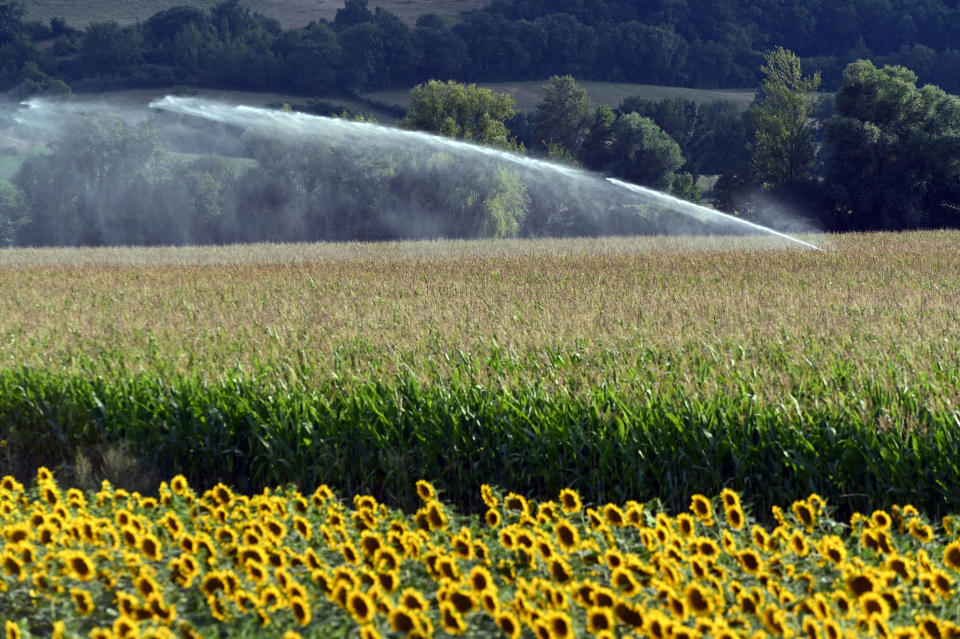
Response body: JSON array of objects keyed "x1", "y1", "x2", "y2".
[
  {"x1": 400, "y1": 54, "x2": 960, "y2": 234},
  {"x1": 5, "y1": 0, "x2": 960, "y2": 98},
  {"x1": 3, "y1": 49, "x2": 959, "y2": 248}
]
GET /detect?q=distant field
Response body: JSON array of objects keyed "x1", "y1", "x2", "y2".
[
  {"x1": 40, "y1": 87, "x2": 403, "y2": 122},
  {"x1": 22, "y1": 0, "x2": 489, "y2": 28},
  {"x1": 366, "y1": 80, "x2": 758, "y2": 113}
]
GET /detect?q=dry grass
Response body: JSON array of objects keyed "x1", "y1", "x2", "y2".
[
  {"x1": 0, "y1": 231, "x2": 957, "y2": 403},
  {"x1": 22, "y1": 0, "x2": 489, "y2": 29},
  {"x1": 366, "y1": 80, "x2": 758, "y2": 113}
]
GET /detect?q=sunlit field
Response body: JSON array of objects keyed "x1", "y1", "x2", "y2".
[
  {"x1": 2, "y1": 230, "x2": 960, "y2": 635},
  {"x1": 0, "y1": 231, "x2": 958, "y2": 524}
]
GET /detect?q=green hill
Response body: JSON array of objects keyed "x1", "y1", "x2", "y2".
[{"x1": 22, "y1": 0, "x2": 489, "y2": 29}]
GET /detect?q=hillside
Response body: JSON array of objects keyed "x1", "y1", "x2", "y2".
[{"x1": 21, "y1": 0, "x2": 489, "y2": 29}]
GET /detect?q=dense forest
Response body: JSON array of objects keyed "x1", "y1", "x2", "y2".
[
  {"x1": 0, "y1": 0, "x2": 959, "y2": 245},
  {"x1": 3, "y1": 0, "x2": 960, "y2": 96}
]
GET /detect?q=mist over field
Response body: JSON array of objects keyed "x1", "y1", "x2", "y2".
[{"x1": 0, "y1": 97, "x2": 819, "y2": 249}]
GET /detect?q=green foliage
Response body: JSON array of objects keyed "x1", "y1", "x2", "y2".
[
  {"x1": 531, "y1": 75, "x2": 593, "y2": 154},
  {"x1": 1, "y1": 356, "x2": 959, "y2": 519},
  {"x1": 750, "y1": 47, "x2": 822, "y2": 188},
  {"x1": 7, "y1": 61, "x2": 71, "y2": 99},
  {"x1": 16, "y1": 0, "x2": 960, "y2": 103},
  {"x1": 14, "y1": 113, "x2": 162, "y2": 246},
  {"x1": 824, "y1": 60, "x2": 960, "y2": 229},
  {"x1": 400, "y1": 80, "x2": 519, "y2": 150},
  {"x1": 1, "y1": 232, "x2": 959, "y2": 518},
  {"x1": 481, "y1": 166, "x2": 530, "y2": 237},
  {"x1": 79, "y1": 21, "x2": 143, "y2": 73},
  {"x1": 668, "y1": 172, "x2": 702, "y2": 203},
  {"x1": 578, "y1": 104, "x2": 617, "y2": 170},
  {"x1": 607, "y1": 113, "x2": 684, "y2": 191},
  {"x1": 0, "y1": 179, "x2": 24, "y2": 246},
  {"x1": 618, "y1": 96, "x2": 749, "y2": 176}
]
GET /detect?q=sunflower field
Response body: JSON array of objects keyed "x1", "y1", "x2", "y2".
[{"x1": 3, "y1": 470, "x2": 960, "y2": 639}]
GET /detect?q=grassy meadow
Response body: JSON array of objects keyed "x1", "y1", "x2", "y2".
[{"x1": 1, "y1": 231, "x2": 959, "y2": 519}]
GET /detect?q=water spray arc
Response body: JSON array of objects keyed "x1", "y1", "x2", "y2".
[
  {"x1": 149, "y1": 96, "x2": 820, "y2": 250},
  {"x1": 605, "y1": 179, "x2": 822, "y2": 251}
]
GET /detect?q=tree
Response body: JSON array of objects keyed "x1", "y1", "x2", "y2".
[
  {"x1": 608, "y1": 112, "x2": 685, "y2": 191},
  {"x1": 8, "y1": 61, "x2": 71, "y2": 99},
  {"x1": 686, "y1": 100, "x2": 749, "y2": 176},
  {"x1": 579, "y1": 104, "x2": 617, "y2": 170},
  {"x1": 413, "y1": 21, "x2": 467, "y2": 81},
  {"x1": 79, "y1": 21, "x2": 143, "y2": 74},
  {"x1": 14, "y1": 113, "x2": 162, "y2": 246},
  {"x1": 400, "y1": 80, "x2": 519, "y2": 149},
  {"x1": 823, "y1": 60, "x2": 960, "y2": 229},
  {"x1": 336, "y1": 22, "x2": 385, "y2": 91},
  {"x1": 0, "y1": 0, "x2": 42, "y2": 92},
  {"x1": 452, "y1": 11, "x2": 530, "y2": 81},
  {"x1": 274, "y1": 23, "x2": 340, "y2": 94},
  {"x1": 531, "y1": 75, "x2": 592, "y2": 156},
  {"x1": 372, "y1": 8, "x2": 416, "y2": 88},
  {"x1": 334, "y1": 0, "x2": 374, "y2": 29},
  {"x1": 0, "y1": 0, "x2": 25, "y2": 43},
  {"x1": 481, "y1": 166, "x2": 530, "y2": 237},
  {"x1": 595, "y1": 22, "x2": 688, "y2": 84},
  {"x1": 750, "y1": 46, "x2": 821, "y2": 187},
  {"x1": 0, "y1": 180, "x2": 25, "y2": 246},
  {"x1": 528, "y1": 13, "x2": 596, "y2": 77}
]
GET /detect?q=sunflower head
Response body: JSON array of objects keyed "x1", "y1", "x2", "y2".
[
  {"x1": 943, "y1": 541, "x2": 960, "y2": 572},
  {"x1": 347, "y1": 590, "x2": 375, "y2": 624},
  {"x1": 690, "y1": 495, "x2": 713, "y2": 522},
  {"x1": 480, "y1": 484, "x2": 498, "y2": 508},
  {"x1": 415, "y1": 480, "x2": 436, "y2": 502},
  {"x1": 558, "y1": 489, "x2": 582, "y2": 514}
]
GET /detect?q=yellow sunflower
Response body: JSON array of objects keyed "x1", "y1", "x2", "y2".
[
  {"x1": 496, "y1": 612, "x2": 522, "y2": 639},
  {"x1": 70, "y1": 588, "x2": 96, "y2": 615},
  {"x1": 558, "y1": 488, "x2": 582, "y2": 514},
  {"x1": 347, "y1": 590, "x2": 375, "y2": 624},
  {"x1": 290, "y1": 596, "x2": 312, "y2": 626},
  {"x1": 942, "y1": 541, "x2": 960, "y2": 572}
]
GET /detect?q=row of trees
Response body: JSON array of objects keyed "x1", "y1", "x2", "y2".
[
  {"x1": 397, "y1": 52, "x2": 960, "y2": 233},
  {"x1": 709, "y1": 49, "x2": 960, "y2": 231},
  {"x1": 4, "y1": 50, "x2": 955, "y2": 248},
  {"x1": 399, "y1": 77, "x2": 746, "y2": 203},
  {"x1": 5, "y1": 0, "x2": 960, "y2": 97}
]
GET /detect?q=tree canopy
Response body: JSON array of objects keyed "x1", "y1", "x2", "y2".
[
  {"x1": 824, "y1": 60, "x2": 960, "y2": 229},
  {"x1": 10, "y1": 0, "x2": 960, "y2": 98},
  {"x1": 751, "y1": 46, "x2": 822, "y2": 187},
  {"x1": 400, "y1": 80, "x2": 519, "y2": 150},
  {"x1": 531, "y1": 75, "x2": 593, "y2": 156}
]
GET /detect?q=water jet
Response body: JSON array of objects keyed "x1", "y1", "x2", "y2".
[{"x1": 149, "y1": 96, "x2": 819, "y2": 250}]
